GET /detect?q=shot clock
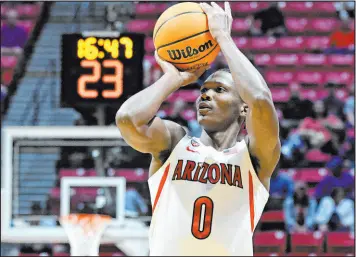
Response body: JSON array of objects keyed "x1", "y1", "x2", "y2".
[{"x1": 61, "y1": 32, "x2": 145, "y2": 106}]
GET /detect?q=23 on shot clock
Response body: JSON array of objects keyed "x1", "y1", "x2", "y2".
[{"x1": 61, "y1": 32, "x2": 145, "y2": 106}]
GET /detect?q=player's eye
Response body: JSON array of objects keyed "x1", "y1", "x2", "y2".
[
  {"x1": 216, "y1": 87, "x2": 225, "y2": 93},
  {"x1": 200, "y1": 88, "x2": 207, "y2": 94}
]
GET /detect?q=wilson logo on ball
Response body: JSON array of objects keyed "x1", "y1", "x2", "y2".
[{"x1": 167, "y1": 40, "x2": 214, "y2": 60}]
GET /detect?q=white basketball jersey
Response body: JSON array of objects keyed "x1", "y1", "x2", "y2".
[{"x1": 148, "y1": 135, "x2": 269, "y2": 256}]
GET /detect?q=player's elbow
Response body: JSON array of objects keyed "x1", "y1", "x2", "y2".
[{"x1": 115, "y1": 110, "x2": 134, "y2": 129}]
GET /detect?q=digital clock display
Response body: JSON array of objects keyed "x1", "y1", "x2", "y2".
[{"x1": 61, "y1": 33, "x2": 145, "y2": 106}]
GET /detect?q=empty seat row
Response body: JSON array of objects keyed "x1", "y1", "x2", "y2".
[
  {"x1": 134, "y1": 2, "x2": 336, "y2": 16},
  {"x1": 254, "y1": 231, "x2": 355, "y2": 255},
  {"x1": 0, "y1": 3, "x2": 41, "y2": 18},
  {"x1": 143, "y1": 36, "x2": 352, "y2": 53}
]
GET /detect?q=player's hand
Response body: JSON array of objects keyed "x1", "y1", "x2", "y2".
[
  {"x1": 155, "y1": 51, "x2": 206, "y2": 87},
  {"x1": 200, "y1": 2, "x2": 232, "y2": 42}
]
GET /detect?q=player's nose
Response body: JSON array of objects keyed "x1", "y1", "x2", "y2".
[{"x1": 201, "y1": 90, "x2": 213, "y2": 101}]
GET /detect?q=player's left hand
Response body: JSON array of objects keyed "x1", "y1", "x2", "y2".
[{"x1": 200, "y1": 2, "x2": 232, "y2": 42}]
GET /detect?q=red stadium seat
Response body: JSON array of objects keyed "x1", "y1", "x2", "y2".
[
  {"x1": 53, "y1": 253, "x2": 70, "y2": 256},
  {"x1": 287, "y1": 254, "x2": 318, "y2": 256},
  {"x1": 300, "y1": 54, "x2": 327, "y2": 66},
  {"x1": 308, "y1": 18, "x2": 340, "y2": 33},
  {"x1": 0, "y1": 4, "x2": 9, "y2": 16},
  {"x1": 324, "y1": 72, "x2": 354, "y2": 86},
  {"x1": 254, "y1": 54, "x2": 272, "y2": 66},
  {"x1": 166, "y1": 89, "x2": 200, "y2": 103},
  {"x1": 1, "y1": 69, "x2": 14, "y2": 85},
  {"x1": 295, "y1": 168, "x2": 329, "y2": 183},
  {"x1": 270, "y1": 88, "x2": 291, "y2": 103},
  {"x1": 253, "y1": 231, "x2": 287, "y2": 254},
  {"x1": 126, "y1": 20, "x2": 155, "y2": 33},
  {"x1": 265, "y1": 71, "x2": 294, "y2": 86},
  {"x1": 1, "y1": 56, "x2": 18, "y2": 69},
  {"x1": 251, "y1": 37, "x2": 277, "y2": 51},
  {"x1": 145, "y1": 37, "x2": 155, "y2": 53},
  {"x1": 277, "y1": 37, "x2": 304, "y2": 51},
  {"x1": 231, "y1": 18, "x2": 250, "y2": 33},
  {"x1": 135, "y1": 3, "x2": 167, "y2": 15},
  {"x1": 334, "y1": 88, "x2": 349, "y2": 102},
  {"x1": 254, "y1": 254, "x2": 281, "y2": 256},
  {"x1": 230, "y1": 2, "x2": 268, "y2": 13},
  {"x1": 291, "y1": 232, "x2": 324, "y2": 253},
  {"x1": 304, "y1": 36, "x2": 330, "y2": 50},
  {"x1": 305, "y1": 149, "x2": 332, "y2": 163},
  {"x1": 59, "y1": 169, "x2": 97, "y2": 178},
  {"x1": 272, "y1": 54, "x2": 299, "y2": 66},
  {"x1": 280, "y1": 2, "x2": 314, "y2": 13},
  {"x1": 326, "y1": 232, "x2": 355, "y2": 254},
  {"x1": 107, "y1": 168, "x2": 148, "y2": 182},
  {"x1": 299, "y1": 88, "x2": 328, "y2": 101},
  {"x1": 286, "y1": 18, "x2": 308, "y2": 33},
  {"x1": 260, "y1": 211, "x2": 284, "y2": 223},
  {"x1": 328, "y1": 55, "x2": 355, "y2": 67},
  {"x1": 312, "y1": 2, "x2": 336, "y2": 13},
  {"x1": 233, "y1": 37, "x2": 250, "y2": 50},
  {"x1": 16, "y1": 4, "x2": 41, "y2": 18},
  {"x1": 296, "y1": 71, "x2": 323, "y2": 86}
]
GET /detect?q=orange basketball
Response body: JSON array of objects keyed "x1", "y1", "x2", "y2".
[{"x1": 153, "y1": 2, "x2": 220, "y2": 71}]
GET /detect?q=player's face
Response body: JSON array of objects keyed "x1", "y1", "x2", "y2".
[{"x1": 196, "y1": 71, "x2": 243, "y2": 132}]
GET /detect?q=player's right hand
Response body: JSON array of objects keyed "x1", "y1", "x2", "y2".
[{"x1": 155, "y1": 51, "x2": 206, "y2": 87}]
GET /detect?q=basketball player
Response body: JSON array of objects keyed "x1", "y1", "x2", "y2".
[{"x1": 116, "y1": 2, "x2": 280, "y2": 256}]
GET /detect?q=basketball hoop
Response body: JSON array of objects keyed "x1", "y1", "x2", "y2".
[{"x1": 60, "y1": 214, "x2": 112, "y2": 256}]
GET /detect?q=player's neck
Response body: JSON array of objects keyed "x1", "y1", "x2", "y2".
[{"x1": 200, "y1": 124, "x2": 241, "y2": 151}]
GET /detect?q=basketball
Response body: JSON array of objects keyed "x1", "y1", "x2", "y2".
[{"x1": 153, "y1": 2, "x2": 220, "y2": 71}]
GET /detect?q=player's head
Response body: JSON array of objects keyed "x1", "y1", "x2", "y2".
[
  {"x1": 196, "y1": 69, "x2": 248, "y2": 132},
  {"x1": 6, "y1": 10, "x2": 18, "y2": 26}
]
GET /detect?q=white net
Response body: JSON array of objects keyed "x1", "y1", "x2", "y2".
[{"x1": 60, "y1": 214, "x2": 112, "y2": 256}]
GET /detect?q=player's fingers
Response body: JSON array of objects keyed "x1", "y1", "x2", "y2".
[
  {"x1": 211, "y1": 2, "x2": 224, "y2": 13},
  {"x1": 155, "y1": 51, "x2": 173, "y2": 71},
  {"x1": 200, "y1": 3, "x2": 213, "y2": 14},
  {"x1": 224, "y1": 1, "x2": 232, "y2": 18},
  {"x1": 194, "y1": 66, "x2": 208, "y2": 77}
]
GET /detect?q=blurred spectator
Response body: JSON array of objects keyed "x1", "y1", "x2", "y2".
[
  {"x1": 334, "y1": 1, "x2": 355, "y2": 21},
  {"x1": 248, "y1": 2, "x2": 287, "y2": 37},
  {"x1": 344, "y1": 85, "x2": 354, "y2": 127},
  {"x1": 283, "y1": 182, "x2": 317, "y2": 233},
  {"x1": 328, "y1": 20, "x2": 355, "y2": 54},
  {"x1": 266, "y1": 164, "x2": 294, "y2": 210},
  {"x1": 314, "y1": 187, "x2": 354, "y2": 232},
  {"x1": 323, "y1": 85, "x2": 345, "y2": 118},
  {"x1": 1, "y1": 9, "x2": 28, "y2": 50},
  {"x1": 282, "y1": 89, "x2": 313, "y2": 120},
  {"x1": 1, "y1": 84, "x2": 7, "y2": 101},
  {"x1": 125, "y1": 183, "x2": 149, "y2": 217},
  {"x1": 314, "y1": 156, "x2": 355, "y2": 200}
]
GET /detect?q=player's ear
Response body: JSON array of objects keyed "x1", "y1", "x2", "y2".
[{"x1": 240, "y1": 103, "x2": 248, "y2": 118}]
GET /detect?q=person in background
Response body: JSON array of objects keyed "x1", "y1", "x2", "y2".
[
  {"x1": 248, "y1": 2, "x2": 287, "y2": 37},
  {"x1": 314, "y1": 156, "x2": 355, "y2": 200},
  {"x1": 323, "y1": 85, "x2": 345, "y2": 119},
  {"x1": 284, "y1": 182, "x2": 317, "y2": 233},
  {"x1": 344, "y1": 85, "x2": 354, "y2": 127},
  {"x1": 266, "y1": 163, "x2": 294, "y2": 210},
  {"x1": 314, "y1": 187, "x2": 354, "y2": 232},
  {"x1": 282, "y1": 88, "x2": 313, "y2": 120},
  {"x1": 328, "y1": 20, "x2": 355, "y2": 54},
  {"x1": 334, "y1": 1, "x2": 355, "y2": 21},
  {"x1": 125, "y1": 182, "x2": 149, "y2": 218},
  {"x1": 1, "y1": 9, "x2": 28, "y2": 53}
]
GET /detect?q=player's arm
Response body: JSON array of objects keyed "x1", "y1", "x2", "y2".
[
  {"x1": 116, "y1": 52, "x2": 206, "y2": 157},
  {"x1": 201, "y1": 2, "x2": 280, "y2": 184}
]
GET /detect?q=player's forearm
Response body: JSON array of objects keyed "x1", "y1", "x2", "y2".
[
  {"x1": 217, "y1": 34, "x2": 271, "y2": 105},
  {"x1": 117, "y1": 73, "x2": 181, "y2": 127}
]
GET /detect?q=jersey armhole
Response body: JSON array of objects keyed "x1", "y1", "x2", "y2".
[
  {"x1": 242, "y1": 139, "x2": 270, "y2": 200},
  {"x1": 148, "y1": 133, "x2": 188, "y2": 183}
]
